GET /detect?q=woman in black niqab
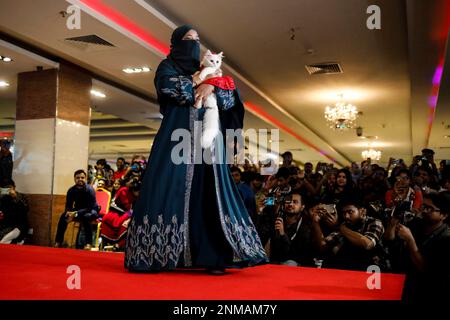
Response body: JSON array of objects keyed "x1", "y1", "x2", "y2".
[
  {"x1": 167, "y1": 24, "x2": 200, "y2": 75},
  {"x1": 125, "y1": 25, "x2": 268, "y2": 273}
]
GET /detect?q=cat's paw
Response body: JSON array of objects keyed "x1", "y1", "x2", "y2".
[{"x1": 201, "y1": 130, "x2": 217, "y2": 149}]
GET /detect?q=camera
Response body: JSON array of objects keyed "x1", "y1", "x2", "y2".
[
  {"x1": 390, "y1": 201, "x2": 414, "y2": 224},
  {"x1": 322, "y1": 204, "x2": 336, "y2": 215},
  {"x1": 264, "y1": 197, "x2": 275, "y2": 206}
]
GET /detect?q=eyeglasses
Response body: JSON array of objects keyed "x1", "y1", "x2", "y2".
[
  {"x1": 422, "y1": 205, "x2": 440, "y2": 212},
  {"x1": 396, "y1": 176, "x2": 409, "y2": 181}
]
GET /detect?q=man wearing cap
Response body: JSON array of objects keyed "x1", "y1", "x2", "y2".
[{"x1": 280, "y1": 151, "x2": 294, "y2": 168}]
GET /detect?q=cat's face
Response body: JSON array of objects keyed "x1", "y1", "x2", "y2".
[{"x1": 202, "y1": 50, "x2": 223, "y2": 68}]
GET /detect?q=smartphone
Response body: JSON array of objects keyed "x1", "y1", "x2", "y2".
[
  {"x1": 322, "y1": 204, "x2": 336, "y2": 215},
  {"x1": 264, "y1": 197, "x2": 275, "y2": 206}
]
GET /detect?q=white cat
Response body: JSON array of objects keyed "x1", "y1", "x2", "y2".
[{"x1": 193, "y1": 50, "x2": 224, "y2": 149}]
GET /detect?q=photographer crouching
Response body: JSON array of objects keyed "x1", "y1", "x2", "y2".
[{"x1": 270, "y1": 191, "x2": 317, "y2": 267}]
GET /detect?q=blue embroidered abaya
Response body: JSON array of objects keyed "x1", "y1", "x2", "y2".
[{"x1": 125, "y1": 25, "x2": 268, "y2": 271}]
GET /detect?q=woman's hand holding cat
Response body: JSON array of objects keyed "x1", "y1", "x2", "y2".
[
  {"x1": 195, "y1": 84, "x2": 214, "y2": 105},
  {"x1": 192, "y1": 73, "x2": 202, "y2": 87}
]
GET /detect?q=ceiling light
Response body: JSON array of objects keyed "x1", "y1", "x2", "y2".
[
  {"x1": 123, "y1": 66, "x2": 151, "y2": 74},
  {"x1": 0, "y1": 56, "x2": 13, "y2": 62},
  {"x1": 362, "y1": 149, "x2": 381, "y2": 160},
  {"x1": 90, "y1": 89, "x2": 106, "y2": 98},
  {"x1": 324, "y1": 95, "x2": 359, "y2": 130},
  {"x1": 0, "y1": 81, "x2": 10, "y2": 87}
]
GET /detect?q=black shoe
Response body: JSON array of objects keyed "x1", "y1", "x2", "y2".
[{"x1": 206, "y1": 267, "x2": 226, "y2": 275}]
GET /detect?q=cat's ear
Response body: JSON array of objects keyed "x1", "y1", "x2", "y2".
[
  {"x1": 218, "y1": 52, "x2": 224, "y2": 58},
  {"x1": 205, "y1": 49, "x2": 212, "y2": 56}
]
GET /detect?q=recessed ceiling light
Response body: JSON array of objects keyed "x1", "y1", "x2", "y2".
[
  {"x1": 123, "y1": 66, "x2": 151, "y2": 74},
  {"x1": 0, "y1": 56, "x2": 13, "y2": 62},
  {"x1": 90, "y1": 89, "x2": 106, "y2": 98},
  {"x1": 0, "y1": 81, "x2": 10, "y2": 87}
]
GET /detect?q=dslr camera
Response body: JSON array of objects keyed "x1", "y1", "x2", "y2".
[{"x1": 390, "y1": 201, "x2": 415, "y2": 224}]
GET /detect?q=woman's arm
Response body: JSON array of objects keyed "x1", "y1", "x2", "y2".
[
  {"x1": 156, "y1": 74, "x2": 195, "y2": 106},
  {"x1": 155, "y1": 62, "x2": 195, "y2": 106},
  {"x1": 215, "y1": 88, "x2": 236, "y2": 111}
]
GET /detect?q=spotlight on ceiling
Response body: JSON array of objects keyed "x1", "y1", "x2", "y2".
[
  {"x1": 0, "y1": 55, "x2": 13, "y2": 63},
  {"x1": 123, "y1": 66, "x2": 151, "y2": 74},
  {"x1": 90, "y1": 89, "x2": 106, "y2": 98}
]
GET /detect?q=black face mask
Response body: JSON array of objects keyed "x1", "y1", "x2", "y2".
[{"x1": 168, "y1": 24, "x2": 200, "y2": 75}]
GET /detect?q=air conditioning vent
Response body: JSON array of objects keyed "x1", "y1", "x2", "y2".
[
  {"x1": 65, "y1": 34, "x2": 115, "y2": 46},
  {"x1": 62, "y1": 35, "x2": 116, "y2": 52},
  {"x1": 305, "y1": 62, "x2": 343, "y2": 75}
]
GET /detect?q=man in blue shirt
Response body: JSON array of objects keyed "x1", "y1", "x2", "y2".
[{"x1": 54, "y1": 169, "x2": 98, "y2": 249}]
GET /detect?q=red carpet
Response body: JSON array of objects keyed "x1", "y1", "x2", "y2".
[{"x1": 0, "y1": 244, "x2": 405, "y2": 300}]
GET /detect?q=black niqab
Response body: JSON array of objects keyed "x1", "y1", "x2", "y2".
[{"x1": 167, "y1": 24, "x2": 200, "y2": 75}]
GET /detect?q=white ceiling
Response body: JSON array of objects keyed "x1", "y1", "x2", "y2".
[{"x1": 0, "y1": 0, "x2": 449, "y2": 165}]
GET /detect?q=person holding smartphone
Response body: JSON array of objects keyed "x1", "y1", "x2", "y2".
[
  {"x1": 309, "y1": 199, "x2": 386, "y2": 271},
  {"x1": 390, "y1": 192, "x2": 450, "y2": 301}
]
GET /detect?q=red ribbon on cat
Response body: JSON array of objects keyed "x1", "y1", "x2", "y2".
[{"x1": 202, "y1": 76, "x2": 236, "y2": 90}]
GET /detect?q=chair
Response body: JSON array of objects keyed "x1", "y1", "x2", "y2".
[
  {"x1": 93, "y1": 188, "x2": 111, "y2": 250},
  {"x1": 96, "y1": 188, "x2": 111, "y2": 217}
]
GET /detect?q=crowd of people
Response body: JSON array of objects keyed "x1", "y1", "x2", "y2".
[{"x1": 231, "y1": 149, "x2": 450, "y2": 301}]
